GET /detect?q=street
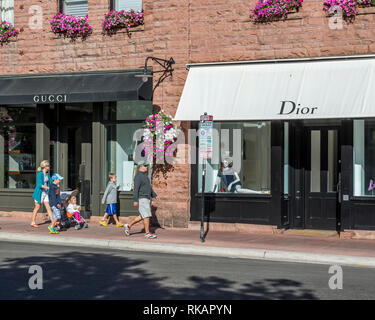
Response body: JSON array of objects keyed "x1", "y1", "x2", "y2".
[{"x1": 0, "y1": 241, "x2": 374, "y2": 300}]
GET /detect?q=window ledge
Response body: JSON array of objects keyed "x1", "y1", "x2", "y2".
[
  {"x1": 103, "y1": 24, "x2": 145, "y2": 36},
  {"x1": 351, "y1": 196, "x2": 375, "y2": 201},
  {"x1": 325, "y1": 6, "x2": 375, "y2": 17},
  {"x1": 195, "y1": 192, "x2": 272, "y2": 198},
  {"x1": 51, "y1": 24, "x2": 145, "y2": 40},
  {"x1": 251, "y1": 9, "x2": 303, "y2": 23},
  {"x1": 357, "y1": 5, "x2": 375, "y2": 15}
]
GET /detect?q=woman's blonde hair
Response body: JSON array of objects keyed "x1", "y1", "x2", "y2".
[{"x1": 37, "y1": 160, "x2": 50, "y2": 172}]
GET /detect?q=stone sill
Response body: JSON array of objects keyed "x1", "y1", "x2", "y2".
[
  {"x1": 251, "y1": 10, "x2": 303, "y2": 23},
  {"x1": 357, "y1": 5, "x2": 375, "y2": 15},
  {"x1": 51, "y1": 24, "x2": 145, "y2": 40},
  {"x1": 325, "y1": 5, "x2": 375, "y2": 17}
]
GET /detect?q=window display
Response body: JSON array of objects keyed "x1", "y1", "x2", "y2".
[
  {"x1": 103, "y1": 101, "x2": 152, "y2": 191},
  {"x1": 198, "y1": 121, "x2": 271, "y2": 194},
  {"x1": 353, "y1": 119, "x2": 375, "y2": 196},
  {"x1": 0, "y1": 105, "x2": 36, "y2": 189}
]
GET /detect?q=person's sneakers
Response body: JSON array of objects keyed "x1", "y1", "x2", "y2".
[
  {"x1": 144, "y1": 232, "x2": 157, "y2": 239},
  {"x1": 116, "y1": 222, "x2": 124, "y2": 227},
  {"x1": 124, "y1": 224, "x2": 130, "y2": 236},
  {"x1": 48, "y1": 225, "x2": 59, "y2": 234},
  {"x1": 99, "y1": 220, "x2": 108, "y2": 227}
]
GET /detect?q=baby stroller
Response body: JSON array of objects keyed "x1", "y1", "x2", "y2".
[{"x1": 56, "y1": 190, "x2": 88, "y2": 231}]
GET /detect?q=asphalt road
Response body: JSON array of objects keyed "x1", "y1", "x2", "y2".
[{"x1": 0, "y1": 241, "x2": 374, "y2": 300}]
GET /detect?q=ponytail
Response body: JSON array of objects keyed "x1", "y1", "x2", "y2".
[{"x1": 38, "y1": 160, "x2": 50, "y2": 172}]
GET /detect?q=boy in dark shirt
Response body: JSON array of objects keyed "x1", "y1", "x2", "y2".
[
  {"x1": 48, "y1": 173, "x2": 63, "y2": 234},
  {"x1": 124, "y1": 162, "x2": 157, "y2": 239}
]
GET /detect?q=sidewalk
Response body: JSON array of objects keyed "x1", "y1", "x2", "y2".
[{"x1": 1, "y1": 213, "x2": 375, "y2": 268}]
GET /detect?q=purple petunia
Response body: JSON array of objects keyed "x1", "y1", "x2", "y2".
[
  {"x1": 251, "y1": 0, "x2": 303, "y2": 21},
  {"x1": 0, "y1": 20, "x2": 19, "y2": 42},
  {"x1": 102, "y1": 9, "x2": 144, "y2": 33},
  {"x1": 50, "y1": 13, "x2": 92, "y2": 38}
]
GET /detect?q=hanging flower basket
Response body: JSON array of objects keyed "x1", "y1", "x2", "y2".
[
  {"x1": 50, "y1": 13, "x2": 92, "y2": 39},
  {"x1": 102, "y1": 9, "x2": 144, "y2": 34},
  {"x1": 141, "y1": 110, "x2": 179, "y2": 177},
  {"x1": 251, "y1": 0, "x2": 304, "y2": 22},
  {"x1": 323, "y1": 0, "x2": 375, "y2": 19},
  {"x1": 0, "y1": 21, "x2": 19, "y2": 43}
]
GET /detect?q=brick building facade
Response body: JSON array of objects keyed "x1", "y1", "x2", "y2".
[{"x1": 1, "y1": 0, "x2": 375, "y2": 230}]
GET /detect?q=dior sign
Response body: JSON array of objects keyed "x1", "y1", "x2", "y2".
[
  {"x1": 279, "y1": 100, "x2": 318, "y2": 115},
  {"x1": 33, "y1": 94, "x2": 67, "y2": 103}
]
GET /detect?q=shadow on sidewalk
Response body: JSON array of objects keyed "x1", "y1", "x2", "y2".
[{"x1": 0, "y1": 250, "x2": 318, "y2": 300}]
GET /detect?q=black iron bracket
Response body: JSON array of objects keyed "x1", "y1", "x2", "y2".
[{"x1": 143, "y1": 56, "x2": 175, "y2": 93}]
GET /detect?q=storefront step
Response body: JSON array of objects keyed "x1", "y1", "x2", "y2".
[
  {"x1": 284, "y1": 229, "x2": 339, "y2": 238},
  {"x1": 340, "y1": 230, "x2": 375, "y2": 241},
  {"x1": 188, "y1": 221, "x2": 284, "y2": 234}
]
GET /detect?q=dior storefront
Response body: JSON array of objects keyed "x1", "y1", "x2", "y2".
[
  {"x1": 0, "y1": 69, "x2": 152, "y2": 217},
  {"x1": 175, "y1": 55, "x2": 375, "y2": 231}
]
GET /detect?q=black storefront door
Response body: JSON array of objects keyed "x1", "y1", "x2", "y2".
[
  {"x1": 304, "y1": 127, "x2": 341, "y2": 230},
  {"x1": 292, "y1": 124, "x2": 341, "y2": 230},
  {"x1": 50, "y1": 104, "x2": 92, "y2": 193}
]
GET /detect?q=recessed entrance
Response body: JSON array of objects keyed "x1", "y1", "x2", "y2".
[
  {"x1": 49, "y1": 103, "x2": 92, "y2": 196},
  {"x1": 290, "y1": 122, "x2": 341, "y2": 230}
]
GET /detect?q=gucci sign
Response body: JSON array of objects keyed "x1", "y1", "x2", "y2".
[{"x1": 33, "y1": 95, "x2": 67, "y2": 103}]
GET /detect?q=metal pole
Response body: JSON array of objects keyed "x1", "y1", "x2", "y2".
[{"x1": 200, "y1": 158, "x2": 206, "y2": 243}]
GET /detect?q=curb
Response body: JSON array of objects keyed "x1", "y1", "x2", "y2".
[{"x1": 0, "y1": 232, "x2": 374, "y2": 268}]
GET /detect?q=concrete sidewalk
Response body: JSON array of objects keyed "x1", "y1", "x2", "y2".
[{"x1": 1, "y1": 214, "x2": 375, "y2": 268}]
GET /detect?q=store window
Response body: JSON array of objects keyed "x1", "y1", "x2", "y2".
[
  {"x1": 113, "y1": 0, "x2": 142, "y2": 11},
  {"x1": 0, "y1": 105, "x2": 36, "y2": 189},
  {"x1": 61, "y1": 0, "x2": 88, "y2": 17},
  {"x1": 353, "y1": 119, "x2": 375, "y2": 197},
  {"x1": 103, "y1": 101, "x2": 152, "y2": 191},
  {"x1": 0, "y1": 0, "x2": 14, "y2": 24},
  {"x1": 198, "y1": 121, "x2": 271, "y2": 194}
]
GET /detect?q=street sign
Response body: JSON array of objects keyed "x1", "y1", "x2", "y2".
[
  {"x1": 199, "y1": 113, "x2": 213, "y2": 243},
  {"x1": 199, "y1": 120, "x2": 213, "y2": 160}
]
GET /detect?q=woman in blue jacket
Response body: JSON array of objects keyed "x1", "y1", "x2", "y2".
[{"x1": 30, "y1": 160, "x2": 53, "y2": 227}]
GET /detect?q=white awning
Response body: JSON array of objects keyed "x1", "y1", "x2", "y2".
[{"x1": 174, "y1": 57, "x2": 375, "y2": 121}]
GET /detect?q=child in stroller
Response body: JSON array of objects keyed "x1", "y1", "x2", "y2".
[
  {"x1": 55, "y1": 190, "x2": 88, "y2": 231},
  {"x1": 66, "y1": 194, "x2": 88, "y2": 230}
]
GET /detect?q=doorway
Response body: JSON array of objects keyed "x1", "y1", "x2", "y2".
[
  {"x1": 291, "y1": 122, "x2": 341, "y2": 230},
  {"x1": 49, "y1": 104, "x2": 92, "y2": 194}
]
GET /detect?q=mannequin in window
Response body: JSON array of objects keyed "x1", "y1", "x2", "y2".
[{"x1": 213, "y1": 158, "x2": 262, "y2": 194}]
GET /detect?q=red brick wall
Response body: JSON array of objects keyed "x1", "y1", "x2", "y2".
[{"x1": 1, "y1": 0, "x2": 375, "y2": 227}]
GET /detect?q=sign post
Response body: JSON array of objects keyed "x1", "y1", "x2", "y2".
[{"x1": 199, "y1": 112, "x2": 213, "y2": 243}]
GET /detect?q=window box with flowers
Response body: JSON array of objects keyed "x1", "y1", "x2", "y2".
[
  {"x1": 250, "y1": 0, "x2": 304, "y2": 22},
  {"x1": 323, "y1": 0, "x2": 375, "y2": 20},
  {"x1": 102, "y1": 9, "x2": 144, "y2": 35},
  {"x1": 0, "y1": 20, "x2": 19, "y2": 43},
  {"x1": 50, "y1": 13, "x2": 92, "y2": 39}
]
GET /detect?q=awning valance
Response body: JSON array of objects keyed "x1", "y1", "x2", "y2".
[
  {"x1": 0, "y1": 70, "x2": 152, "y2": 104},
  {"x1": 174, "y1": 57, "x2": 375, "y2": 121}
]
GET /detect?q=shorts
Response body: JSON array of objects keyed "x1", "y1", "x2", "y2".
[
  {"x1": 35, "y1": 192, "x2": 49, "y2": 204},
  {"x1": 52, "y1": 206, "x2": 61, "y2": 220},
  {"x1": 106, "y1": 204, "x2": 117, "y2": 216},
  {"x1": 138, "y1": 198, "x2": 152, "y2": 219}
]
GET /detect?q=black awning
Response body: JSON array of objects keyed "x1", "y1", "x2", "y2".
[{"x1": 0, "y1": 70, "x2": 152, "y2": 104}]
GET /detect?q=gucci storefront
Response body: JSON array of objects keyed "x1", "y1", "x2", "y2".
[
  {"x1": 176, "y1": 55, "x2": 375, "y2": 231},
  {"x1": 0, "y1": 70, "x2": 152, "y2": 217}
]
